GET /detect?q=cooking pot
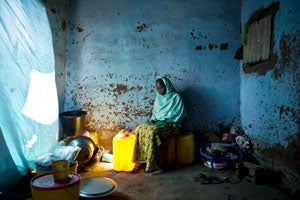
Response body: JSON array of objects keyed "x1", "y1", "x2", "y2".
[
  {"x1": 59, "y1": 110, "x2": 87, "y2": 137},
  {"x1": 66, "y1": 136, "x2": 97, "y2": 166}
]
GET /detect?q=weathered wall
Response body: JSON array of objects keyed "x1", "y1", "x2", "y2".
[
  {"x1": 64, "y1": 0, "x2": 242, "y2": 149},
  {"x1": 240, "y1": 0, "x2": 300, "y2": 191}
]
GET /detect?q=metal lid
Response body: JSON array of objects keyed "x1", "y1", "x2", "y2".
[{"x1": 80, "y1": 177, "x2": 117, "y2": 198}]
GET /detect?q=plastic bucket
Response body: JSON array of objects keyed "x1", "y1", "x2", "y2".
[
  {"x1": 59, "y1": 110, "x2": 87, "y2": 137},
  {"x1": 31, "y1": 172, "x2": 81, "y2": 200}
]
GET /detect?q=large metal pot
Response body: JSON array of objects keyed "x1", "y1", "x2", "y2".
[{"x1": 59, "y1": 110, "x2": 87, "y2": 137}]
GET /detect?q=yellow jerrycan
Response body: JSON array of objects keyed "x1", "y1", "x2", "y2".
[
  {"x1": 176, "y1": 133, "x2": 195, "y2": 165},
  {"x1": 113, "y1": 129, "x2": 136, "y2": 171}
]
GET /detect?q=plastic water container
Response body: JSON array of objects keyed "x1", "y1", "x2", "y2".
[
  {"x1": 176, "y1": 134, "x2": 195, "y2": 165},
  {"x1": 113, "y1": 130, "x2": 136, "y2": 172},
  {"x1": 31, "y1": 172, "x2": 81, "y2": 200},
  {"x1": 159, "y1": 137, "x2": 176, "y2": 166}
]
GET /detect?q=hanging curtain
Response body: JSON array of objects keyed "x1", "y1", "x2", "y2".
[{"x1": 0, "y1": 0, "x2": 58, "y2": 189}]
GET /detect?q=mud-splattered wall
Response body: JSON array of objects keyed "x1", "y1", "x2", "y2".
[
  {"x1": 65, "y1": 0, "x2": 240, "y2": 136},
  {"x1": 64, "y1": 0, "x2": 242, "y2": 146},
  {"x1": 241, "y1": 0, "x2": 300, "y2": 188}
]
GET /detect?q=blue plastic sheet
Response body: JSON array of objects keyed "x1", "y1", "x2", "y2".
[{"x1": 0, "y1": 0, "x2": 58, "y2": 189}]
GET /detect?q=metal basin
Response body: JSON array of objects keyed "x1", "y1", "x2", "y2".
[{"x1": 66, "y1": 136, "x2": 96, "y2": 166}]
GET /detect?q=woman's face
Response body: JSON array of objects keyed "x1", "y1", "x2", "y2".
[{"x1": 156, "y1": 79, "x2": 166, "y2": 95}]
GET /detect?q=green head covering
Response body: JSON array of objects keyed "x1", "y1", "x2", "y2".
[{"x1": 151, "y1": 77, "x2": 187, "y2": 126}]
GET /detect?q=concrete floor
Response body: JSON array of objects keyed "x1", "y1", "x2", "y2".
[{"x1": 78, "y1": 161, "x2": 295, "y2": 200}]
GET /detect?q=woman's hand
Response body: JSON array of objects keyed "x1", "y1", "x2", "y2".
[{"x1": 150, "y1": 120, "x2": 157, "y2": 124}]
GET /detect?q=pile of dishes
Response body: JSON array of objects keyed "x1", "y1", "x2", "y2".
[{"x1": 200, "y1": 142, "x2": 243, "y2": 170}]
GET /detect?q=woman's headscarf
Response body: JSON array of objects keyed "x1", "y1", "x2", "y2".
[{"x1": 151, "y1": 77, "x2": 187, "y2": 126}]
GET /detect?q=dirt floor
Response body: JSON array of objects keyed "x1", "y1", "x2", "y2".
[
  {"x1": 1, "y1": 160, "x2": 297, "y2": 200},
  {"x1": 78, "y1": 161, "x2": 296, "y2": 200}
]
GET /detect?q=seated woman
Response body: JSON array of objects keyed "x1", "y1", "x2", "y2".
[{"x1": 133, "y1": 76, "x2": 187, "y2": 173}]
